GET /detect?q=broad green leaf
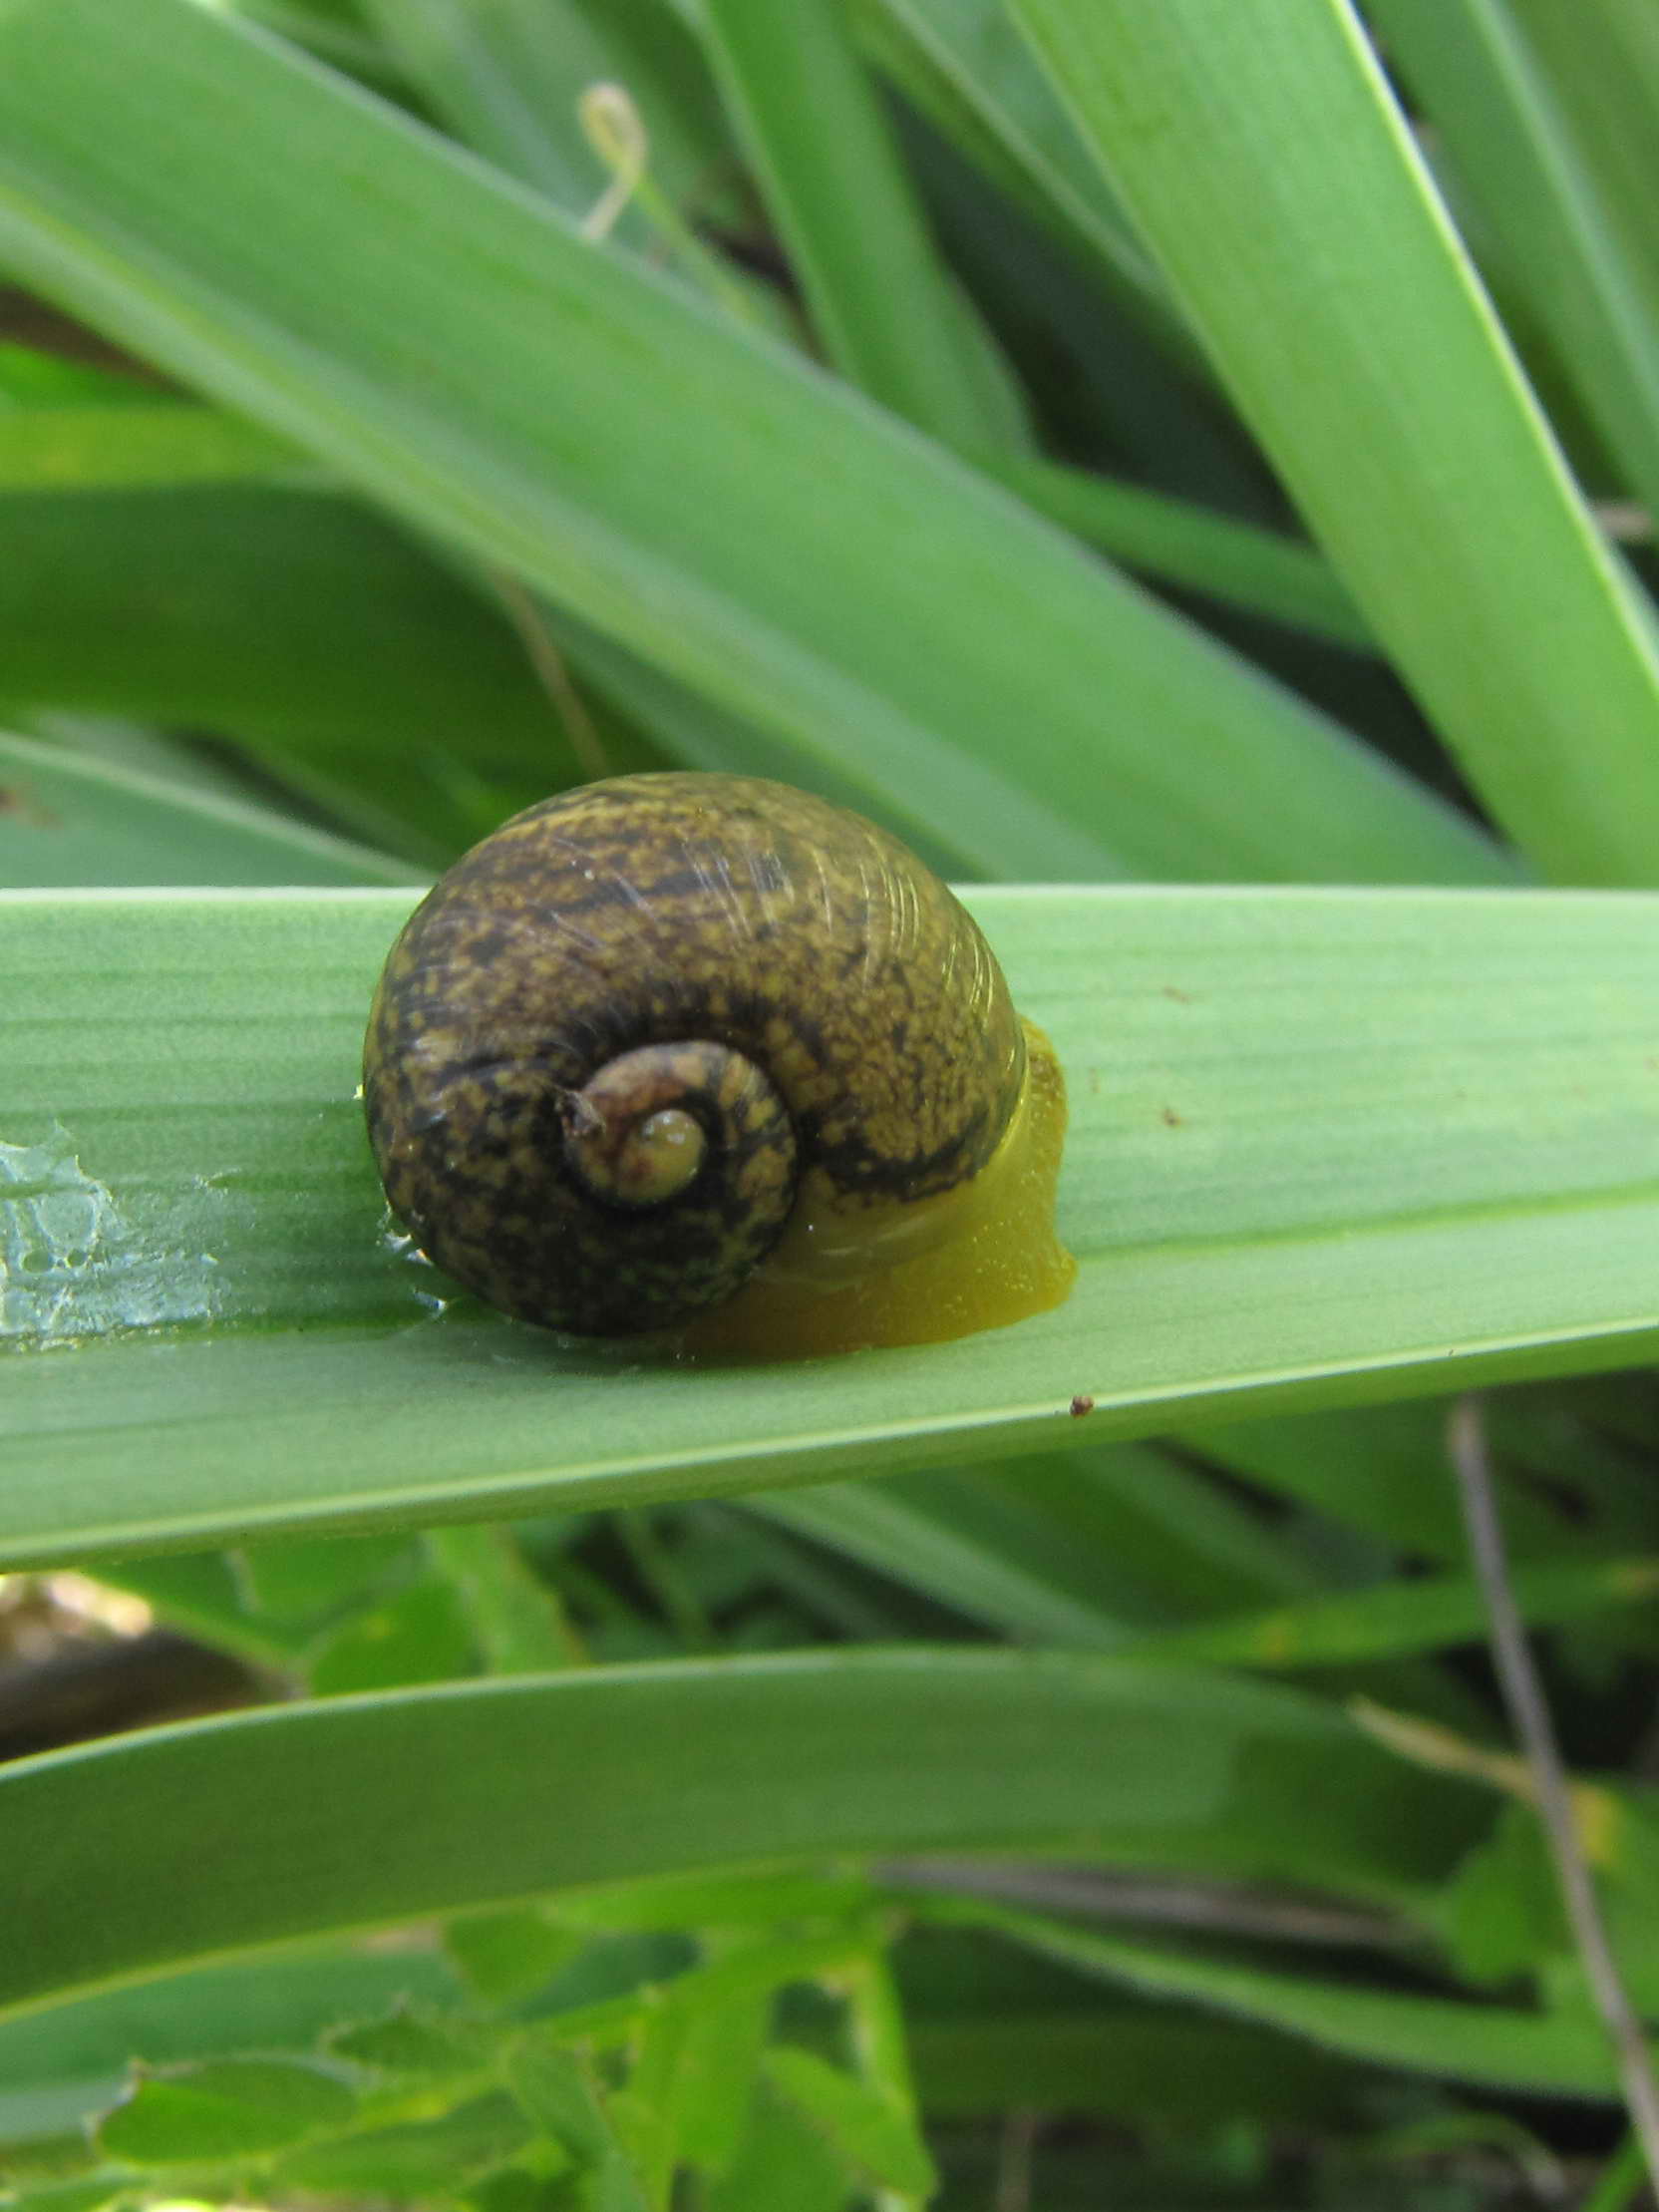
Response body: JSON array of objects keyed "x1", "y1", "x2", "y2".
[
  {"x1": 0, "y1": 0, "x2": 1501, "y2": 886},
  {"x1": 1013, "y1": 0, "x2": 1659, "y2": 886},
  {"x1": 4, "y1": 886, "x2": 1658, "y2": 1566},
  {"x1": 96, "y1": 2057, "x2": 357, "y2": 2164},
  {"x1": 942, "y1": 1903, "x2": 1621, "y2": 2098},
  {"x1": 0, "y1": 731, "x2": 408, "y2": 889},
  {"x1": 0, "y1": 1655, "x2": 1486, "y2": 2020}
]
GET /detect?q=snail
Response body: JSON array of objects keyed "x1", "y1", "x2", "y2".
[{"x1": 363, "y1": 773, "x2": 1074, "y2": 1357}]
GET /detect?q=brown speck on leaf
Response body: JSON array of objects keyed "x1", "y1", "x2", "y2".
[
  {"x1": 1161, "y1": 984, "x2": 1193, "y2": 1003},
  {"x1": 0, "y1": 784, "x2": 59, "y2": 829},
  {"x1": 1069, "y1": 1394, "x2": 1095, "y2": 1418},
  {"x1": 1161, "y1": 1105, "x2": 1182, "y2": 1127}
]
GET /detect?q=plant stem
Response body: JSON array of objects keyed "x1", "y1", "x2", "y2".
[{"x1": 1448, "y1": 1394, "x2": 1659, "y2": 2192}]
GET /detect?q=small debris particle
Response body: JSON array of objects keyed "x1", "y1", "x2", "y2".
[
  {"x1": 1069, "y1": 1394, "x2": 1095, "y2": 1418},
  {"x1": 1161, "y1": 984, "x2": 1193, "y2": 1003},
  {"x1": 0, "y1": 784, "x2": 59, "y2": 829},
  {"x1": 1161, "y1": 1105, "x2": 1182, "y2": 1127}
]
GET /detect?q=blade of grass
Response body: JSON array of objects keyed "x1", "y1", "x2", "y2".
[
  {"x1": 4, "y1": 886, "x2": 1659, "y2": 1565},
  {"x1": 1013, "y1": 0, "x2": 1659, "y2": 886},
  {"x1": 997, "y1": 458, "x2": 1371, "y2": 649},
  {"x1": 0, "y1": 731, "x2": 409, "y2": 888},
  {"x1": 852, "y1": 0, "x2": 1199, "y2": 374},
  {"x1": 0, "y1": 487, "x2": 576, "y2": 780},
  {"x1": 747, "y1": 1440, "x2": 1315, "y2": 1650},
  {"x1": 928, "y1": 1900, "x2": 1621, "y2": 2098},
  {"x1": 905, "y1": 2003, "x2": 1366, "y2": 2125},
  {"x1": 701, "y1": 0, "x2": 1017, "y2": 452},
  {"x1": 540, "y1": 607, "x2": 974, "y2": 881},
  {"x1": 0, "y1": 0, "x2": 1504, "y2": 885},
  {"x1": 1505, "y1": 0, "x2": 1659, "y2": 383},
  {"x1": 1135, "y1": 1553, "x2": 1659, "y2": 1671},
  {"x1": 1188, "y1": 1390, "x2": 1659, "y2": 1570},
  {"x1": 1370, "y1": 0, "x2": 1659, "y2": 536},
  {"x1": 226, "y1": 0, "x2": 400, "y2": 84},
  {"x1": 0, "y1": 1653, "x2": 1487, "y2": 2021},
  {"x1": 746, "y1": 1478, "x2": 1145, "y2": 1652}
]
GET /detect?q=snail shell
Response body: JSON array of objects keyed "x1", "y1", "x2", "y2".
[{"x1": 363, "y1": 773, "x2": 1072, "y2": 1355}]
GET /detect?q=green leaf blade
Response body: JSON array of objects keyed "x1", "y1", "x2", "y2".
[
  {"x1": 3, "y1": 885, "x2": 1658, "y2": 1564},
  {"x1": 1371, "y1": 0, "x2": 1659, "y2": 539},
  {"x1": 702, "y1": 0, "x2": 1016, "y2": 452},
  {"x1": 1014, "y1": 0, "x2": 1659, "y2": 886},
  {"x1": 0, "y1": 1654, "x2": 1484, "y2": 2022},
  {"x1": 944, "y1": 1905, "x2": 1621, "y2": 2098},
  {"x1": 0, "y1": 0, "x2": 1500, "y2": 886},
  {"x1": 0, "y1": 731, "x2": 409, "y2": 888}
]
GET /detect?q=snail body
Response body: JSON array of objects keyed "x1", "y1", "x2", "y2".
[{"x1": 363, "y1": 773, "x2": 1073, "y2": 1356}]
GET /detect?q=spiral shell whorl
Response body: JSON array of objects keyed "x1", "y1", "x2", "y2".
[{"x1": 364, "y1": 774, "x2": 1027, "y2": 1336}]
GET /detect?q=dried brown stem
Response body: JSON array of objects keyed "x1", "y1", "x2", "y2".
[
  {"x1": 1449, "y1": 1394, "x2": 1659, "y2": 2194},
  {"x1": 489, "y1": 570, "x2": 612, "y2": 784}
]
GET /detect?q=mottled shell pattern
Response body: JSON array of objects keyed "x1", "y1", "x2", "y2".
[{"x1": 363, "y1": 774, "x2": 1027, "y2": 1337}]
